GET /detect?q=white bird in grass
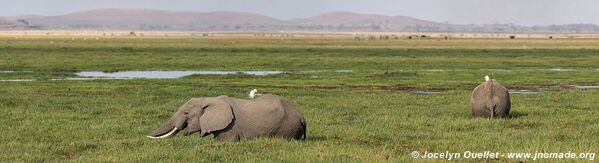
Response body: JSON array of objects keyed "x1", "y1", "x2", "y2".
[
  {"x1": 484, "y1": 75, "x2": 490, "y2": 81},
  {"x1": 249, "y1": 89, "x2": 261, "y2": 99}
]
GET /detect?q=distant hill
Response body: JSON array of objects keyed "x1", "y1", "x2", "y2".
[
  {"x1": 4, "y1": 9, "x2": 292, "y2": 30},
  {"x1": 0, "y1": 9, "x2": 440, "y2": 31},
  {"x1": 289, "y1": 11, "x2": 439, "y2": 30},
  {"x1": 2, "y1": 8, "x2": 599, "y2": 33}
]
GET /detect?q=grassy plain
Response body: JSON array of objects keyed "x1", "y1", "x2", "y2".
[{"x1": 1, "y1": 36, "x2": 599, "y2": 162}]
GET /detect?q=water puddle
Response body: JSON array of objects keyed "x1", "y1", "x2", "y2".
[
  {"x1": 0, "y1": 79, "x2": 35, "y2": 82},
  {"x1": 425, "y1": 69, "x2": 450, "y2": 72},
  {"x1": 0, "y1": 70, "x2": 32, "y2": 73},
  {"x1": 509, "y1": 90, "x2": 541, "y2": 94},
  {"x1": 333, "y1": 70, "x2": 353, "y2": 73},
  {"x1": 64, "y1": 70, "x2": 355, "y2": 80},
  {"x1": 492, "y1": 69, "x2": 513, "y2": 72},
  {"x1": 75, "y1": 71, "x2": 285, "y2": 79},
  {"x1": 427, "y1": 69, "x2": 445, "y2": 72},
  {"x1": 566, "y1": 85, "x2": 599, "y2": 89},
  {"x1": 409, "y1": 68, "x2": 580, "y2": 72},
  {"x1": 412, "y1": 91, "x2": 441, "y2": 94},
  {"x1": 547, "y1": 68, "x2": 575, "y2": 72},
  {"x1": 302, "y1": 70, "x2": 353, "y2": 73},
  {"x1": 51, "y1": 78, "x2": 121, "y2": 81}
]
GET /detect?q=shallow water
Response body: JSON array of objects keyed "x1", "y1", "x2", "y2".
[
  {"x1": 547, "y1": 68, "x2": 575, "y2": 72},
  {"x1": 51, "y1": 78, "x2": 121, "y2": 81},
  {"x1": 334, "y1": 70, "x2": 353, "y2": 73},
  {"x1": 0, "y1": 70, "x2": 32, "y2": 73},
  {"x1": 509, "y1": 90, "x2": 541, "y2": 94},
  {"x1": 492, "y1": 69, "x2": 514, "y2": 72},
  {"x1": 566, "y1": 85, "x2": 599, "y2": 89},
  {"x1": 75, "y1": 70, "x2": 285, "y2": 79},
  {"x1": 425, "y1": 69, "x2": 451, "y2": 72},
  {"x1": 0, "y1": 79, "x2": 35, "y2": 82},
  {"x1": 413, "y1": 91, "x2": 440, "y2": 94},
  {"x1": 302, "y1": 70, "x2": 353, "y2": 73}
]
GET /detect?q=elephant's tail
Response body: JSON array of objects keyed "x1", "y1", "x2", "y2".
[{"x1": 300, "y1": 117, "x2": 307, "y2": 140}]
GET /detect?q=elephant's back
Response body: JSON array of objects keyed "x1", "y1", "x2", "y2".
[
  {"x1": 235, "y1": 95, "x2": 305, "y2": 139},
  {"x1": 233, "y1": 95, "x2": 288, "y2": 137},
  {"x1": 472, "y1": 80, "x2": 508, "y2": 101},
  {"x1": 237, "y1": 96, "x2": 287, "y2": 121}
]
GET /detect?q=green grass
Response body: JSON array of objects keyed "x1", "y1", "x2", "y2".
[{"x1": 1, "y1": 36, "x2": 598, "y2": 162}]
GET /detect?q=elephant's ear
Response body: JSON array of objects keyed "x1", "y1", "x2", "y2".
[{"x1": 199, "y1": 97, "x2": 234, "y2": 135}]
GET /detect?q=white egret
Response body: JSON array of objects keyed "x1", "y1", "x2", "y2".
[
  {"x1": 249, "y1": 89, "x2": 261, "y2": 99},
  {"x1": 484, "y1": 75, "x2": 490, "y2": 81}
]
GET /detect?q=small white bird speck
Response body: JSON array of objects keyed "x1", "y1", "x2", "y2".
[
  {"x1": 249, "y1": 89, "x2": 259, "y2": 99},
  {"x1": 484, "y1": 75, "x2": 490, "y2": 81}
]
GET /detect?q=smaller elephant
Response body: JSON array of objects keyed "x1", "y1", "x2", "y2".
[
  {"x1": 471, "y1": 76, "x2": 511, "y2": 118},
  {"x1": 147, "y1": 95, "x2": 306, "y2": 141}
]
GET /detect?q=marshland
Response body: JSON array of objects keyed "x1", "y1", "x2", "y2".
[{"x1": 1, "y1": 35, "x2": 598, "y2": 161}]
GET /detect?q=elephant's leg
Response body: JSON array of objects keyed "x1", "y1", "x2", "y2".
[
  {"x1": 214, "y1": 131, "x2": 239, "y2": 141},
  {"x1": 212, "y1": 121, "x2": 240, "y2": 141},
  {"x1": 471, "y1": 103, "x2": 490, "y2": 117}
]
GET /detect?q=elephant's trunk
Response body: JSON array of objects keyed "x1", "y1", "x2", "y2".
[{"x1": 147, "y1": 116, "x2": 184, "y2": 139}]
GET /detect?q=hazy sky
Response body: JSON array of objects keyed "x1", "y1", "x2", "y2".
[{"x1": 1, "y1": 0, "x2": 598, "y2": 25}]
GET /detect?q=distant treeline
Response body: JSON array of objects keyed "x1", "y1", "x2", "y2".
[{"x1": 3, "y1": 20, "x2": 599, "y2": 33}]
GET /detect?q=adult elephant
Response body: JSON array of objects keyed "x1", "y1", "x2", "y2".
[
  {"x1": 471, "y1": 76, "x2": 511, "y2": 118},
  {"x1": 147, "y1": 95, "x2": 306, "y2": 141}
]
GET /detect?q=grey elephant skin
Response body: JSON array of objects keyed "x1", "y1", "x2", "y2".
[
  {"x1": 148, "y1": 94, "x2": 307, "y2": 141},
  {"x1": 471, "y1": 79, "x2": 511, "y2": 118}
]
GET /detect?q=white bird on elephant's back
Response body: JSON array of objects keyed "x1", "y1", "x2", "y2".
[{"x1": 249, "y1": 89, "x2": 261, "y2": 99}]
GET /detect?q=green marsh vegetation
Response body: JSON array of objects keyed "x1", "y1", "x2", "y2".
[{"x1": 1, "y1": 36, "x2": 598, "y2": 161}]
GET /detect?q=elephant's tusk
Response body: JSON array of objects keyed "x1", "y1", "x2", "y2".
[{"x1": 147, "y1": 127, "x2": 178, "y2": 139}]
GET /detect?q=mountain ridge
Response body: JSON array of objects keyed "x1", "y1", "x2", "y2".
[{"x1": 2, "y1": 8, "x2": 598, "y2": 33}]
